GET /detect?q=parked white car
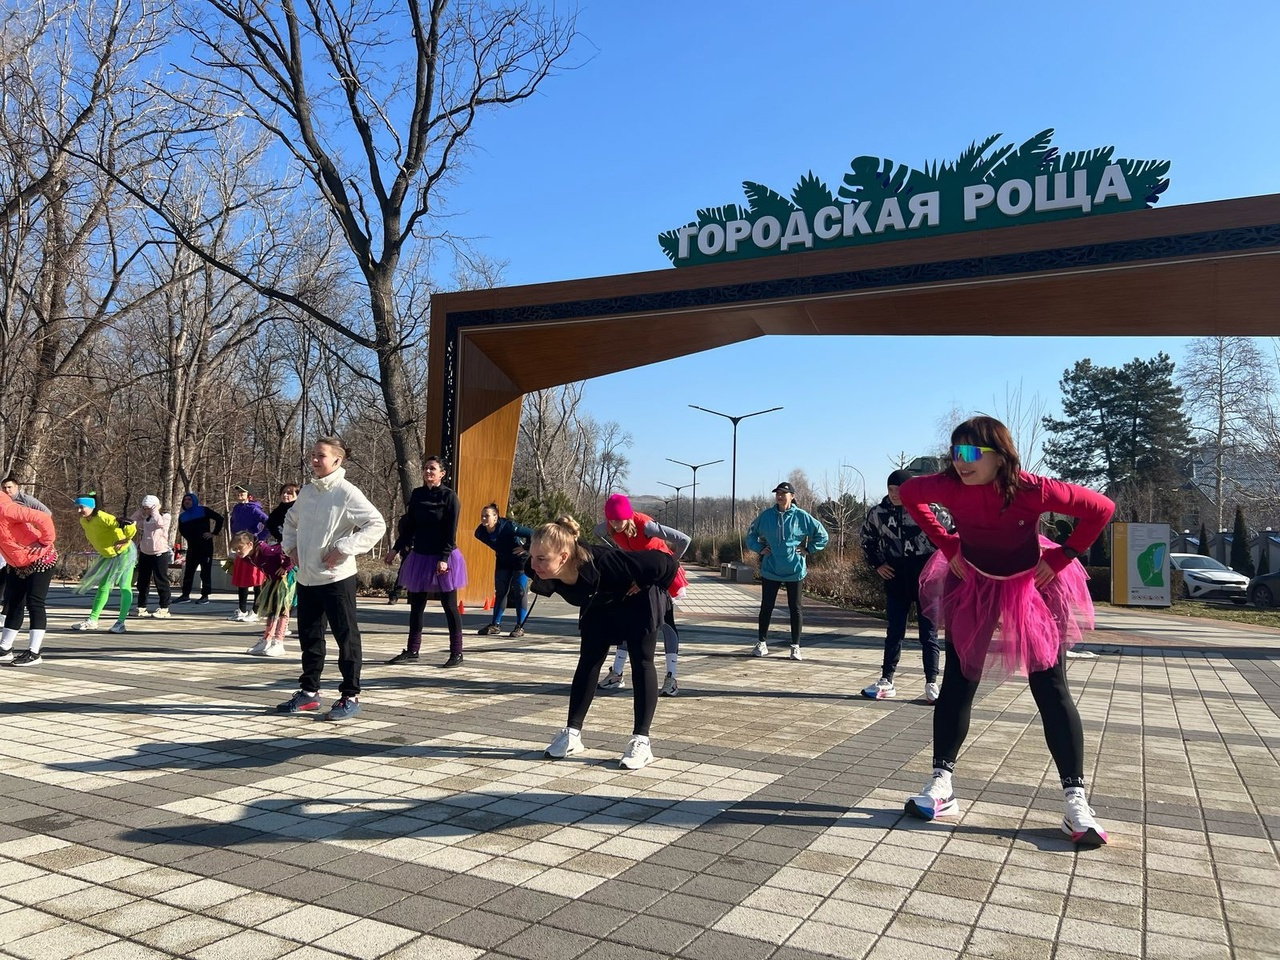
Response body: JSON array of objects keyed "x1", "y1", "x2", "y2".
[{"x1": 1170, "y1": 553, "x2": 1249, "y2": 603}]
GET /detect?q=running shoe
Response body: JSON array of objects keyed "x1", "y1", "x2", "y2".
[
  {"x1": 108, "y1": 621, "x2": 127, "y2": 634},
  {"x1": 276, "y1": 690, "x2": 321, "y2": 713},
  {"x1": 545, "y1": 727, "x2": 584, "y2": 759},
  {"x1": 789, "y1": 645, "x2": 803, "y2": 661},
  {"x1": 598, "y1": 670, "x2": 625, "y2": 690},
  {"x1": 1062, "y1": 794, "x2": 1108, "y2": 847},
  {"x1": 325, "y1": 696, "x2": 361, "y2": 721},
  {"x1": 509, "y1": 626, "x2": 525, "y2": 638},
  {"x1": 152, "y1": 608, "x2": 172, "y2": 619},
  {"x1": 862, "y1": 677, "x2": 896, "y2": 700},
  {"x1": 228, "y1": 610, "x2": 247, "y2": 622},
  {"x1": 10, "y1": 650, "x2": 42, "y2": 667},
  {"x1": 477, "y1": 623, "x2": 502, "y2": 635},
  {"x1": 619, "y1": 736, "x2": 655, "y2": 770},
  {"x1": 242, "y1": 612, "x2": 260, "y2": 624},
  {"x1": 660, "y1": 672, "x2": 678, "y2": 697},
  {"x1": 246, "y1": 638, "x2": 268, "y2": 656},
  {"x1": 71, "y1": 619, "x2": 100, "y2": 632},
  {"x1": 442, "y1": 653, "x2": 464, "y2": 668},
  {"x1": 0, "y1": 649, "x2": 13, "y2": 664},
  {"x1": 905, "y1": 773, "x2": 958, "y2": 820},
  {"x1": 752, "y1": 640, "x2": 768, "y2": 657},
  {"x1": 386, "y1": 649, "x2": 419, "y2": 664},
  {"x1": 925, "y1": 681, "x2": 941, "y2": 704},
  {"x1": 263, "y1": 642, "x2": 286, "y2": 658}
]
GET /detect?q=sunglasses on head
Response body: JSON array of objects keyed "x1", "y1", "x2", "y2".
[{"x1": 951, "y1": 444, "x2": 996, "y2": 463}]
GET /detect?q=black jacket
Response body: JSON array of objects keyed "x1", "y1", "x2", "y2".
[
  {"x1": 178, "y1": 503, "x2": 225, "y2": 554},
  {"x1": 529, "y1": 544, "x2": 677, "y2": 643},
  {"x1": 393, "y1": 484, "x2": 460, "y2": 556},
  {"x1": 266, "y1": 501, "x2": 295, "y2": 542}
]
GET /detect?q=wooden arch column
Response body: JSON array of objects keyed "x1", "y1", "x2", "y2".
[{"x1": 427, "y1": 194, "x2": 1280, "y2": 605}]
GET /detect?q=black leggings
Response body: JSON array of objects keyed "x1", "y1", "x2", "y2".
[
  {"x1": 3, "y1": 568, "x2": 51, "y2": 631},
  {"x1": 408, "y1": 590, "x2": 462, "y2": 654},
  {"x1": 237, "y1": 585, "x2": 260, "y2": 613},
  {"x1": 933, "y1": 645, "x2": 1086, "y2": 787},
  {"x1": 758, "y1": 578, "x2": 803, "y2": 644},
  {"x1": 136, "y1": 551, "x2": 172, "y2": 609},
  {"x1": 569, "y1": 622, "x2": 658, "y2": 737}
]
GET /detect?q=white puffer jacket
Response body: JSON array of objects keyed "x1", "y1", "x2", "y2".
[{"x1": 282, "y1": 468, "x2": 386, "y2": 587}]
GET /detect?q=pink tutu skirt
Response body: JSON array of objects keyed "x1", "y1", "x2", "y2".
[
  {"x1": 400, "y1": 549, "x2": 468, "y2": 593},
  {"x1": 918, "y1": 536, "x2": 1094, "y2": 682}
]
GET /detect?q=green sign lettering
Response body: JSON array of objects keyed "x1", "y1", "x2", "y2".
[{"x1": 658, "y1": 129, "x2": 1170, "y2": 267}]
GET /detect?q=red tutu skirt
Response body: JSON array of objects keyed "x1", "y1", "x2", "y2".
[
  {"x1": 918, "y1": 536, "x2": 1094, "y2": 682},
  {"x1": 232, "y1": 555, "x2": 267, "y2": 588}
]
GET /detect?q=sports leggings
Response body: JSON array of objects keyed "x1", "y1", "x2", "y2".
[
  {"x1": 570, "y1": 621, "x2": 659, "y2": 737},
  {"x1": 932, "y1": 644, "x2": 1086, "y2": 787},
  {"x1": 408, "y1": 589, "x2": 462, "y2": 656},
  {"x1": 758, "y1": 578, "x2": 802, "y2": 644}
]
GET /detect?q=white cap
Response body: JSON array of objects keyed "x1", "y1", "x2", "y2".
[{"x1": 141, "y1": 495, "x2": 160, "y2": 509}]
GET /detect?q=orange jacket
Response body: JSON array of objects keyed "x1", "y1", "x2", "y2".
[
  {"x1": 607, "y1": 511, "x2": 689, "y2": 597},
  {"x1": 0, "y1": 491, "x2": 57, "y2": 568}
]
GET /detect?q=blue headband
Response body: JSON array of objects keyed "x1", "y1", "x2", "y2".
[{"x1": 75, "y1": 497, "x2": 96, "y2": 509}]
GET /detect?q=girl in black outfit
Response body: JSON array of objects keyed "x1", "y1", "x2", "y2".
[
  {"x1": 174, "y1": 493, "x2": 225, "y2": 603},
  {"x1": 384, "y1": 456, "x2": 468, "y2": 667},
  {"x1": 529, "y1": 516, "x2": 676, "y2": 771}
]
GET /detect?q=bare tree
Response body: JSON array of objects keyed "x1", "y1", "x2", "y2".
[
  {"x1": 1178, "y1": 337, "x2": 1271, "y2": 530},
  {"x1": 152, "y1": 0, "x2": 578, "y2": 503}
]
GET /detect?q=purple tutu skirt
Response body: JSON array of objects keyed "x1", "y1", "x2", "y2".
[
  {"x1": 400, "y1": 549, "x2": 468, "y2": 593},
  {"x1": 919, "y1": 535, "x2": 1094, "y2": 682}
]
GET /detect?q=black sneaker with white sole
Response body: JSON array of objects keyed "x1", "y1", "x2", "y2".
[{"x1": 10, "y1": 650, "x2": 42, "y2": 667}]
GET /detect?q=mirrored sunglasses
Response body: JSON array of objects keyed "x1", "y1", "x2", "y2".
[{"x1": 951, "y1": 444, "x2": 996, "y2": 463}]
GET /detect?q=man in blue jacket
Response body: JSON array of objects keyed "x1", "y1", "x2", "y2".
[{"x1": 746, "y1": 482, "x2": 829, "y2": 660}]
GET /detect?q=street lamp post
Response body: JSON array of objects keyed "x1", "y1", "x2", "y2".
[
  {"x1": 840, "y1": 464, "x2": 867, "y2": 509},
  {"x1": 665, "y1": 457, "x2": 723, "y2": 539},
  {"x1": 657, "y1": 482, "x2": 689, "y2": 528},
  {"x1": 689, "y1": 405, "x2": 784, "y2": 555}
]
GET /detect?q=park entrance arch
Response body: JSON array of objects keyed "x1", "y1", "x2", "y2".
[{"x1": 427, "y1": 193, "x2": 1280, "y2": 604}]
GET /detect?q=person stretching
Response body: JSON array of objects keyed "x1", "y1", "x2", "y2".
[
  {"x1": 73, "y1": 494, "x2": 137, "y2": 634},
  {"x1": 898, "y1": 415, "x2": 1115, "y2": 848}
]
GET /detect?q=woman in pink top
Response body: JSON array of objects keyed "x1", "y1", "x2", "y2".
[{"x1": 897, "y1": 416, "x2": 1115, "y2": 848}]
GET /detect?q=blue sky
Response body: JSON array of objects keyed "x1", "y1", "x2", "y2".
[{"x1": 443, "y1": 1, "x2": 1280, "y2": 502}]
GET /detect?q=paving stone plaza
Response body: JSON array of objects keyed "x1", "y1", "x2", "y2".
[{"x1": 1, "y1": 568, "x2": 1278, "y2": 959}]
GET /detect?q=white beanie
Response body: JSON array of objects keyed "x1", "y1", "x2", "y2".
[{"x1": 141, "y1": 495, "x2": 160, "y2": 509}]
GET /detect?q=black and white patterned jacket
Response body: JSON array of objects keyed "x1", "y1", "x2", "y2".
[{"x1": 860, "y1": 496, "x2": 954, "y2": 570}]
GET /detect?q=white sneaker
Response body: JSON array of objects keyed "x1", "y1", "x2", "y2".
[
  {"x1": 925, "y1": 681, "x2": 941, "y2": 703},
  {"x1": 242, "y1": 612, "x2": 260, "y2": 624},
  {"x1": 152, "y1": 608, "x2": 171, "y2": 619},
  {"x1": 71, "y1": 619, "x2": 101, "y2": 631},
  {"x1": 905, "y1": 773, "x2": 958, "y2": 820},
  {"x1": 109, "y1": 621, "x2": 127, "y2": 634},
  {"x1": 598, "y1": 670, "x2": 625, "y2": 690},
  {"x1": 789, "y1": 645, "x2": 803, "y2": 661},
  {"x1": 1062, "y1": 793, "x2": 1108, "y2": 847},
  {"x1": 660, "y1": 672, "x2": 678, "y2": 697},
  {"x1": 619, "y1": 736, "x2": 654, "y2": 770},
  {"x1": 752, "y1": 640, "x2": 768, "y2": 657},
  {"x1": 544, "y1": 727, "x2": 584, "y2": 759},
  {"x1": 228, "y1": 610, "x2": 247, "y2": 622},
  {"x1": 862, "y1": 677, "x2": 896, "y2": 700},
  {"x1": 246, "y1": 638, "x2": 268, "y2": 656},
  {"x1": 263, "y1": 642, "x2": 286, "y2": 658}
]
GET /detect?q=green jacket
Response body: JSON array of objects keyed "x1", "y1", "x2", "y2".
[{"x1": 80, "y1": 510, "x2": 136, "y2": 558}]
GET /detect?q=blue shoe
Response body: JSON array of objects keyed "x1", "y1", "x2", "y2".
[
  {"x1": 325, "y1": 696, "x2": 361, "y2": 721},
  {"x1": 276, "y1": 690, "x2": 321, "y2": 713}
]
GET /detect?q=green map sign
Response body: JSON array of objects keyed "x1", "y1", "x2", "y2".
[{"x1": 658, "y1": 129, "x2": 1170, "y2": 267}]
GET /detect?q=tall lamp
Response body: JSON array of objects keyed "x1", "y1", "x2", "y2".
[
  {"x1": 689, "y1": 405, "x2": 783, "y2": 557},
  {"x1": 665, "y1": 457, "x2": 723, "y2": 539},
  {"x1": 657, "y1": 481, "x2": 689, "y2": 528}
]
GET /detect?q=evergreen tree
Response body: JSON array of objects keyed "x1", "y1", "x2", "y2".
[
  {"x1": 1043, "y1": 352, "x2": 1193, "y2": 520},
  {"x1": 1230, "y1": 506, "x2": 1255, "y2": 577},
  {"x1": 1258, "y1": 538, "x2": 1271, "y2": 577},
  {"x1": 1197, "y1": 523, "x2": 1211, "y2": 556}
]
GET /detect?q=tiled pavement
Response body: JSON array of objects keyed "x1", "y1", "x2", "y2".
[{"x1": 1, "y1": 568, "x2": 1278, "y2": 959}]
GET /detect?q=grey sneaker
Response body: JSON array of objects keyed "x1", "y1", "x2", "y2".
[
  {"x1": 325, "y1": 696, "x2": 361, "y2": 721},
  {"x1": 598, "y1": 670, "x2": 625, "y2": 690},
  {"x1": 108, "y1": 621, "x2": 127, "y2": 634},
  {"x1": 660, "y1": 672, "x2": 678, "y2": 697},
  {"x1": 545, "y1": 727, "x2": 584, "y2": 759}
]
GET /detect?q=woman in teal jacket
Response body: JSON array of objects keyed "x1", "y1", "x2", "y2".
[{"x1": 746, "y1": 481, "x2": 829, "y2": 660}]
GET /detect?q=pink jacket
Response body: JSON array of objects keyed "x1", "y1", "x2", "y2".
[{"x1": 0, "y1": 491, "x2": 57, "y2": 568}]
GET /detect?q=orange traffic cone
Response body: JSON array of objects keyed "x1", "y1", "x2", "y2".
[
  {"x1": 483, "y1": 595, "x2": 494, "y2": 611},
  {"x1": 457, "y1": 600, "x2": 465, "y2": 614}
]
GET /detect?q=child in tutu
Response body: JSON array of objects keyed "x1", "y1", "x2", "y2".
[
  {"x1": 897, "y1": 415, "x2": 1115, "y2": 847},
  {"x1": 229, "y1": 532, "x2": 295, "y2": 657}
]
